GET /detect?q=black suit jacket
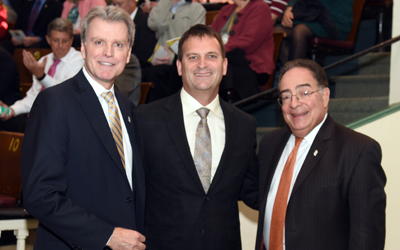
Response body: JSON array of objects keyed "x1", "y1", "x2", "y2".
[
  {"x1": 255, "y1": 115, "x2": 386, "y2": 250},
  {"x1": 132, "y1": 8, "x2": 157, "y2": 68},
  {"x1": 21, "y1": 70, "x2": 145, "y2": 250},
  {"x1": 15, "y1": 0, "x2": 63, "y2": 42},
  {"x1": 133, "y1": 92, "x2": 259, "y2": 250}
]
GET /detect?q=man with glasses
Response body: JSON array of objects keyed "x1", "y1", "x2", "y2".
[{"x1": 255, "y1": 59, "x2": 386, "y2": 250}]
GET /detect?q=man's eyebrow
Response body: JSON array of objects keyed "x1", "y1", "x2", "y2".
[
  {"x1": 295, "y1": 83, "x2": 312, "y2": 89},
  {"x1": 280, "y1": 83, "x2": 313, "y2": 94}
]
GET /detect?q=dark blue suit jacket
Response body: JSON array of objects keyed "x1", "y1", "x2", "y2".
[{"x1": 21, "y1": 70, "x2": 145, "y2": 250}]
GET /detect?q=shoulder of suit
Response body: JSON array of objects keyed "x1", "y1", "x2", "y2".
[
  {"x1": 134, "y1": 94, "x2": 174, "y2": 114},
  {"x1": 332, "y1": 121, "x2": 378, "y2": 145}
]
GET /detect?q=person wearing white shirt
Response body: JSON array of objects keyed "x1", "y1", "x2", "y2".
[
  {"x1": 0, "y1": 18, "x2": 83, "y2": 132},
  {"x1": 133, "y1": 24, "x2": 258, "y2": 250},
  {"x1": 256, "y1": 59, "x2": 386, "y2": 250}
]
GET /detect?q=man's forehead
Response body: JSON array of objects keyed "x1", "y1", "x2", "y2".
[{"x1": 183, "y1": 36, "x2": 221, "y2": 54}]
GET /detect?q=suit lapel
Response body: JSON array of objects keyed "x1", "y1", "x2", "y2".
[
  {"x1": 164, "y1": 93, "x2": 205, "y2": 191},
  {"x1": 115, "y1": 90, "x2": 138, "y2": 192},
  {"x1": 73, "y1": 71, "x2": 128, "y2": 179},
  {"x1": 291, "y1": 115, "x2": 334, "y2": 194},
  {"x1": 208, "y1": 100, "x2": 235, "y2": 192}
]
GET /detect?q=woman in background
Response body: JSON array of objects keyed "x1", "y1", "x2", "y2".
[
  {"x1": 210, "y1": 0, "x2": 275, "y2": 101},
  {"x1": 275, "y1": 0, "x2": 353, "y2": 64},
  {"x1": 62, "y1": 0, "x2": 107, "y2": 46},
  {"x1": 0, "y1": 0, "x2": 8, "y2": 39}
]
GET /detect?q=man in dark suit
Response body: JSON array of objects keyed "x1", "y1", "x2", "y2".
[
  {"x1": 133, "y1": 24, "x2": 258, "y2": 250},
  {"x1": 112, "y1": 0, "x2": 157, "y2": 68},
  {"x1": 21, "y1": 6, "x2": 146, "y2": 250},
  {"x1": 256, "y1": 59, "x2": 386, "y2": 250},
  {"x1": 1, "y1": 0, "x2": 63, "y2": 53}
]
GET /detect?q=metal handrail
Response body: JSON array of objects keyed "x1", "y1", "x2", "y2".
[
  {"x1": 323, "y1": 35, "x2": 400, "y2": 71},
  {"x1": 233, "y1": 35, "x2": 400, "y2": 107}
]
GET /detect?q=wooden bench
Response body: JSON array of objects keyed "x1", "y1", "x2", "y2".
[
  {"x1": 0, "y1": 131, "x2": 38, "y2": 250},
  {"x1": 139, "y1": 82, "x2": 154, "y2": 105},
  {"x1": 260, "y1": 31, "x2": 287, "y2": 91}
]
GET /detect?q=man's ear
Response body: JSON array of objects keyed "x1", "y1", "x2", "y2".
[
  {"x1": 45, "y1": 35, "x2": 51, "y2": 46},
  {"x1": 322, "y1": 87, "x2": 330, "y2": 108},
  {"x1": 176, "y1": 59, "x2": 182, "y2": 76}
]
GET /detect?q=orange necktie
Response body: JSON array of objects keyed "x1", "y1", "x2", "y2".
[{"x1": 269, "y1": 137, "x2": 303, "y2": 250}]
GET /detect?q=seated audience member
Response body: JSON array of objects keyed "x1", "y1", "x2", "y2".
[
  {"x1": 0, "y1": 0, "x2": 63, "y2": 54},
  {"x1": 0, "y1": 45, "x2": 20, "y2": 107},
  {"x1": 0, "y1": 0, "x2": 7, "y2": 39},
  {"x1": 114, "y1": 53, "x2": 142, "y2": 106},
  {"x1": 0, "y1": 18, "x2": 84, "y2": 132},
  {"x1": 264, "y1": 0, "x2": 289, "y2": 24},
  {"x1": 137, "y1": 0, "x2": 158, "y2": 14},
  {"x1": 148, "y1": 0, "x2": 205, "y2": 66},
  {"x1": 275, "y1": 0, "x2": 353, "y2": 64},
  {"x1": 210, "y1": 0, "x2": 274, "y2": 101},
  {"x1": 112, "y1": 0, "x2": 157, "y2": 68},
  {"x1": 62, "y1": 0, "x2": 107, "y2": 47},
  {"x1": 143, "y1": 0, "x2": 205, "y2": 102}
]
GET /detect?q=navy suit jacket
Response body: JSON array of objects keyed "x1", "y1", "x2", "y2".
[
  {"x1": 21, "y1": 70, "x2": 145, "y2": 250},
  {"x1": 133, "y1": 92, "x2": 259, "y2": 250},
  {"x1": 255, "y1": 115, "x2": 386, "y2": 250}
]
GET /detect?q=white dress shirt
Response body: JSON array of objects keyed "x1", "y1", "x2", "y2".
[
  {"x1": 263, "y1": 113, "x2": 328, "y2": 250},
  {"x1": 181, "y1": 88, "x2": 225, "y2": 181},
  {"x1": 82, "y1": 68, "x2": 133, "y2": 190},
  {"x1": 11, "y1": 47, "x2": 84, "y2": 116},
  {"x1": 129, "y1": 7, "x2": 138, "y2": 21}
]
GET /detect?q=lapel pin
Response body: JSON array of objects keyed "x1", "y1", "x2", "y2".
[
  {"x1": 128, "y1": 116, "x2": 131, "y2": 123},
  {"x1": 313, "y1": 150, "x2": 318, "y2": 156}
]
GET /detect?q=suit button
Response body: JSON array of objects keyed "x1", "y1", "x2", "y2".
[
  {"x1": 204, "y1": 196, "x2": 210, "y2": 201},
  {"x1": 200, "y1": 227, "x2": 206, "y2": 234},
  {"x1": 126, "y1": 197, "x2": 133, "y2": 203}
]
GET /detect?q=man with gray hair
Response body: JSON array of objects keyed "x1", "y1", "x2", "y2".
[
  {"x1": 21, "y1": 6, "x2": 146, "y2": 250},
  {"x1": 0, "y1": 17, "x2": 83, "y2": 132}
]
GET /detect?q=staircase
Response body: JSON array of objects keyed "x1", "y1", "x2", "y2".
[{"x1": 328, "y1": 52, "x2": 390, "y2": 125}]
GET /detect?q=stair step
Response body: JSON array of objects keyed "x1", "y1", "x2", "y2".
[
  {"x1": 329, "y1": 96, "x2": 388, "y2": 125},
  {"x1": 331, "y1": 74, "x2": 389, "y2": 98},
  {"x1": 358, "y1": 52, "x2": 390, "y2": 75}
]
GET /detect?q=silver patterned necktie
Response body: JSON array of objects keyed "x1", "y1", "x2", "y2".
[{"x1": 194, "y1": 108, "x2": 212, "y2": 193}]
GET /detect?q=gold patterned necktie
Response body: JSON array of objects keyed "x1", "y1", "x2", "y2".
[
  {"x1": 101, "y1": 91, "x2": 125, "y2": 169},
  {"x1": 194, "y1": 108, "x2": 212, "y2": 193},
  {"x1": 269, "y1": 137, "x2": 303, "y2": 250}
]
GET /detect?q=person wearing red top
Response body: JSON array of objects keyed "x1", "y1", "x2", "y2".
[
  {"x1": 210, "y1": 0, "x2": 274, "y2": 101},
  {"x1": 0, "y1": 0, "x2": 8, "y2": 39}
]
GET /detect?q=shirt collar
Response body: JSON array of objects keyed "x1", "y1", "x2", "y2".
[
  {"x1": 130, "y1": 7, "x2": 138, "y2": 21},
  {"x1": 171, "y1": 0, "x2": 185, "y2": 14},
  {"x1": 180, "y1": 88, "x2": 223, "y2": 119},
  {"x1": 82, "y1": 67, "x2": 115, "y2": 97}
]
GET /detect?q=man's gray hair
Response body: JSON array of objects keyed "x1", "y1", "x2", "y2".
[
  {"x1": 81, "y1": 5, "x2": 135, "y2": 47},
  {"x1": 47, "y1": 18, "x2": 73, "y2": 38}
]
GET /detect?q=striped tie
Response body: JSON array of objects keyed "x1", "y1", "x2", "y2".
[{"x1": 101, "y1": 91, "x2": 125, "y2": 169}]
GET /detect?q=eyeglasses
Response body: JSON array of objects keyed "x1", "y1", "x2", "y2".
[{"x1": 277, "y1": 89, "x2": 321, "y2": 106}]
